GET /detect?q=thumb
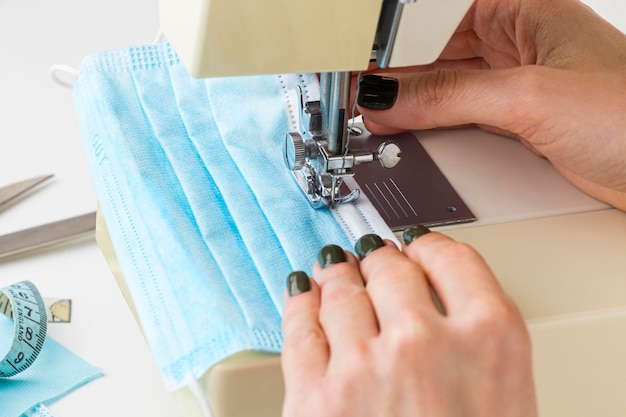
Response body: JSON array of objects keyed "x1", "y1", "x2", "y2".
[{"x1": 356, "y1": 68, "x2": 548, "y2": 137}]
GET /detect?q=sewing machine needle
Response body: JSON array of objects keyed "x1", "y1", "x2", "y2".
[{"x1": 0, "y1": 211, "x2": 97, "y2": 261}]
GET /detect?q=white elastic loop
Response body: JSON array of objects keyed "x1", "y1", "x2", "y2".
[
  {"x1": 153, "y1": 28, "x2": 165, "y2": 44},
  {"x1": 186, "y1": 376, "x2": 215, "y2": 417},
  {"x1": 48, "y1": 64, "x2": 79, "y2": 89}
]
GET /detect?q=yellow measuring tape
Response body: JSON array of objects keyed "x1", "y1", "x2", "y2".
[{"x1": 0, "y1": 281, "x2": 48, "y2": 378}]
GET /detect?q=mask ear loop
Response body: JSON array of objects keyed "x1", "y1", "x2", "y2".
[
  {"x1": 152, "y1": 28, "x2": 165, "y2": 44},
  {"x1": 49, "y1": 28, "x2": 166, "y2": 89},
  {"x1": 186, "y1": 376, "x2": 216, "y2": 417},
  {"x1": 48, "y1": 64, "x2": 78, "y2": 89}
]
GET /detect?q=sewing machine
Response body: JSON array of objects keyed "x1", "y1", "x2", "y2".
[
  {"x1": 118, "y1": 1, "x2": 626, "y2": 417},
  {"x1": 155, "y1": 1, "x2": 473, "y2": 415},
  {"x1": 160, "y1": 0, "x2": 475, "y2": 223},
  {"x1": 2, "y1": 0, "x2": 624, "y2": 416}
]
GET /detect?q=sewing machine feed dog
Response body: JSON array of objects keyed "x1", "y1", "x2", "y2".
[{"x1": 160, "y1": 0, "x2": 475, "y2": 223}]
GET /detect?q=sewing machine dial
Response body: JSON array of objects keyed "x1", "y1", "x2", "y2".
[{"x1": 285, "y1": 132, "x2": 307, "y2": 171}]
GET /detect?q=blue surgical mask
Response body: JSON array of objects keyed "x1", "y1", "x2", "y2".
[
  {"x1": 22, "y1": 404, "x2": 58, "y2": 417},
  {"x1": 72, "y1": 42, "x2": 396, "y2": 393}
]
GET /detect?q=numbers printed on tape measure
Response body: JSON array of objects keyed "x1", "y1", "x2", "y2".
[{"x1": 0, "y1": 281, "x2": 48, "y2": 378}]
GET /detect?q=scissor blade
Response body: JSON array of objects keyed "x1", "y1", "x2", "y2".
[
  {"x1": 0, "y1": 211, "x2": 96, "y2": 261},
  {"x1": 0, "y1": 175, "x2": 54, "y2": 210}
]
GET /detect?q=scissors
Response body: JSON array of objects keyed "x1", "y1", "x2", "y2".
[{"x1": 0, "y1": 175, "x2": 96, "y2": 261}]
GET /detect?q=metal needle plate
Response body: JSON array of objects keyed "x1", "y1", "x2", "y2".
[{"x1": 349, "y1": 125, "x2": 475, "y2": 231}]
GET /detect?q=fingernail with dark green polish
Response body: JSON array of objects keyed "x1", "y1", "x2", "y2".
[
  {"x1": 287, "y1": 271, "x2": 311, "y2": 296},
  {"x1": 357, "y1": 75, "x2": 399, "y2": 110},
  {"x1": 354, "y1": 234, "x2": 384, "y2": 260},
  {"x1": 402, "y1": 225, "x2": 431, "y2": 245},
  {"x1": 318, "y1": 244, "x2": 346, "y2": 269}
]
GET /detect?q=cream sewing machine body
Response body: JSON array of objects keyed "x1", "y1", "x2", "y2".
[
  {"x1": 101, "y1": 1, "x2": 626, "y2": 417},
  {"x1": 160, "y1": 0, "x2": 474, "y2": 211},
  {"x1": 158, "y1": 0, "x2": 473, "y2": 76}
]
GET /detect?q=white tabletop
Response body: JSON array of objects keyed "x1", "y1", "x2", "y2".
[{"x1": 0, "y1": 1, "x2": 624, "y2": 417}]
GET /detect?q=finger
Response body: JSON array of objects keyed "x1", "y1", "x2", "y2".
[
  {"x1": 356, "y1": 69, "x2": 496, "y2": 130},
  {"x1": 282, "y1": 272, "x2": 328, "y2": 382},
  {"x1": 314, "y1": 247, "x2": 379, "y2": 350},
  {"x1": 354, "y1": 235, "x2": 438, "y2": 328},
  {"x1": 356, "y1": 66, "x2": 555, "y2": 137},
  {"x1": 401, "y1": 232, "x2": 508, "y2": 317},
  {"x1": 350, "y1": 58, "x2": 487, "y2": 122},
  {"x1": 362, "y1": 118, "x2": 476, "y2": 136},
  {"x1": 361, "y1": 118, "x2": 406, "y2": 136}
]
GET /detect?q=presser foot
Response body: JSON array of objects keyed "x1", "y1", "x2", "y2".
[
  {"x1": 284, "y1": 130, "x2": 359, "y2": 208},
  {"x1": 285, "y1": 130, "x2": 401, "y2": 208},
  {"x1": 284, "y1": 89, "x2": 401, "y2": 209}
]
